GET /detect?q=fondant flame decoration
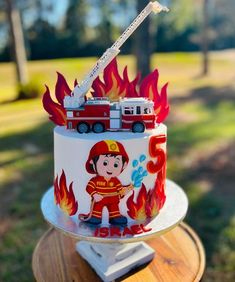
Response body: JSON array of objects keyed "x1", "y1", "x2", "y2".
[
  {"x1": 42, "y1": 58, "x2": 169, "y2": 125},
  {"x1": 91, "y1": 59, "x2": 140, "y2": 101},
  {"x1": 42, "y1": 73, "x2": 78, "y2": 126},
  {"x1": 127, "y1": 170, "x2": 166, "y2": 221},
  {"x1": 54, "y1": 170, "x2": 78, "y2": 216}
]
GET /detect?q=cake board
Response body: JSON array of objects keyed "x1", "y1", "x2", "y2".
[{"x1": 41, "y1": 180, "x2": 188, "y2": 281}]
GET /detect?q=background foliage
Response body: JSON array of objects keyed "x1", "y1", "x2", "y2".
[{"x1": 0, "y1": 0, "x2": 234, "y2": 61}]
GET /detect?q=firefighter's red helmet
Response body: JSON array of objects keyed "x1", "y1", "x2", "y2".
[{"x1": 86, "y1": 140, "x2": 129, "y2": 174}]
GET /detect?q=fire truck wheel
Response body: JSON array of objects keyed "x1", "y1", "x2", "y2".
[
  {"x1": 92, "y1": 122, "x2": 105, "y2": 133},
  {"x1": 77, "y1": 122, "x2": 90, "y2": 133},
  {"x1": 132, "y1": 122, "x2": 145, "y2": 133}
]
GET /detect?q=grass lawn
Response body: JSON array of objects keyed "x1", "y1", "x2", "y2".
[{"x1": 0, "y1": 51, "x2": 235, "y2": 281}]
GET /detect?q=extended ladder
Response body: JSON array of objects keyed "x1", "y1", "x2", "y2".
[{"x1": 64, "y1": 1, "x2": 169, "y2": 109}]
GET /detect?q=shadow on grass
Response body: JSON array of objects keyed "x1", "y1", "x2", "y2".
[
  {"x1": 168, "y1": 84, "x2": 235, "y2": 281},
  {"x1": 0, "y1": 121, "x2": 54, "y2": 282},
  {"x1": 0, "y1": 97, "x2": 19, "y2": 105},
  {"x1": 176, "y1": 142, "x2": 235, "y2": 249},
  {"x1": 177, "y1": 142, "x2": 235, "y2": 281},
  {"x1": 171, "y1": 85, "x2": 235, "y2": 110}
]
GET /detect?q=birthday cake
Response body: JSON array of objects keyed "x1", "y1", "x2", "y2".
[
  {"x1": 43, "y1": 58, "x2": 169, "y2": 226},
  {"x1": 42, "y1": 1, "x2": 170, "y2": 227}
]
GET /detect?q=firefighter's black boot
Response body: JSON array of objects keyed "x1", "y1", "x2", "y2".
[
  {"x1": 109, "y1": 216, "x2": 127, "y2": 225},
  {"x1": 86, "y1": 217, "x2": 102, "y2": 225}
]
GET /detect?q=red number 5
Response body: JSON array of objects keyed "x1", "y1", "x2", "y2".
[{"x1": 147, "y1": 135, "x2": 166, "y2": 174}]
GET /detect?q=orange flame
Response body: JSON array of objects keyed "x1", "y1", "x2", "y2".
[
  {"x1": 146, "y1": 177, "x2": 166, "y2": 218},
  {"x1": 92, "y1": 58, "x2": 169, "y2": 122},
  {"x1": 54, "y1": 170, "x2": 78, "y2": 216},
  {"x1": 91, "y1": 59, "x2": 137, "y2": 101},
  {"x1": 140, "y1": 70, "x2": 169, "y2": 123},
  {"x1": 155, "y1": 164, "x2": 166, "y2": 211},
  {"x1": 127, "y1": 172, "x2": 166, "y2": 221},
  {"x1": 127, "y1": 184, "x2": 148, "y2": 221},
  {"x1": 42, "y1": 72, "x2": 76, "y2": 126},
  {"x1": 43, "y1": 59, "x2": 169, "y2": 125}
]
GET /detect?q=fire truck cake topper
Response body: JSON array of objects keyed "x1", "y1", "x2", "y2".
[
  {"x1": 43, "y1": 1, "x2": 170, "y2": 229},
  {"x1": 43, "y1": 1, "x2": 169, "y2": 133}
]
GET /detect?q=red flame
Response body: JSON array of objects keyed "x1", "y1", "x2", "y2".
[
  {"x1": 92, "y1": 58, "x2": 169, "y2": 122},
  {"x1": 91, "y1": 59, "x2": 137, "y2": 101},
  {"x1": 43, "y1": 58, "x2": 169, "y2": 125},
  {"x1": 127, "y1": 173, "x2": 166, "y2": 221},
  {"x1": 155, "y1": 164, "x2": 166, "y2": 210},
  {"x1": 127, "y1": 184, "x2": 148, "y2": 221},
  {"x1": 140, "y1": 70, "x2": 169, "y2": 123},
  {"x1": 54, "y1": 170, "x2": 78, "y2": 216},
  {"x1": 146, "y1": 174, "x2": 166, "y2": 218},
  {"x1": 42, "y1": 72, "x2": 76, "y2": 126}
]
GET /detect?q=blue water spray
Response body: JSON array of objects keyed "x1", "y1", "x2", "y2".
[{"x1": 131, "y1": 154, "x2": 148, "y2": 188}]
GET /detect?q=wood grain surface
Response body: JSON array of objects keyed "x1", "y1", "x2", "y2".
[{"x1": 32, "y1": 222, "x2": 205, "y2": 282}]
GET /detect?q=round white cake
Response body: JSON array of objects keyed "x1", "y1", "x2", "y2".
[{"x1": 54, "y1": 125, "x2": 167, "y2": 225}]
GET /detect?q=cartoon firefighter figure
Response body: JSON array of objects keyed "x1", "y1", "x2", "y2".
[{"x1": 79, "y1": 140, "x2": 133, "y2": 225}]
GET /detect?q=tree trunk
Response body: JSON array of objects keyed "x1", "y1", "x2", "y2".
[
  {"x1": 202, "y1": 0, "x2": 209, "y2": 75},
  {"x1": 134, "y1": 0, "x2": 151, "y2": 78},
  {"x1": 5, "y1": 0, "x2": 28, "y2": 85}
]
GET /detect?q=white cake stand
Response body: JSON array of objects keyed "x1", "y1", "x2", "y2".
[{"x1": 41, "y1": 180, "x2": 188, "y2": 282}]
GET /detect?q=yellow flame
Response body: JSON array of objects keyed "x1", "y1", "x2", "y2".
[
  {"x1": 60, "y1": 198, "x2": 74, "y2": 215},
  {"x1": 135, "y1": 206, "x2": 147, "y2": 221}
]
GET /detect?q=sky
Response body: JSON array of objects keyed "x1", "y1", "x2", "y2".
[
  {"x1": 22, "y1": 0, "x2": 68, "y2": 27},
  {"x1": 48, "y1": 0, "x2": 68, "y2": 26}
]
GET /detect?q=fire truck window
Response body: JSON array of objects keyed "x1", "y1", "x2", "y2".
[
  {"x1": 144, "y1": 108, "x2": 151, "y2": 114},
  {"x1": 124, "y1": 107, "x2": 134, "y2": 115},
  {"x1": 136, "y1": 106, "x2": 141, "y2": 115}
]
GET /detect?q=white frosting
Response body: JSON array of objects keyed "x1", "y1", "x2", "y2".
[{"x1": 54, "y1": 125, "x2": 167, "y2": 224}]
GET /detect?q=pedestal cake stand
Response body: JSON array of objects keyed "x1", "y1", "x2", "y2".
[{"x1": 41, "y1": 180, "x2": 188, "y2": 282}]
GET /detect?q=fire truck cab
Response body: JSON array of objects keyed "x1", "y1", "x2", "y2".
[
  {"x1": 119, "y1": 98, "x2": 155, "y2": 132},
  {"x1": 66, "y1": 97, "x2": 156, "y2": 133}
]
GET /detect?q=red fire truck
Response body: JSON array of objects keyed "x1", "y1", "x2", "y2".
[
  {"x1": 66, "y1": 97, "x2": 156, "y2": 133},
  {"x1": 63, "y1": 2, "x2": 168, "y2": 134}
]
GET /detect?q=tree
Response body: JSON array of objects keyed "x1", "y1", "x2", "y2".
[
  {"x1": 201, "y1": 0, "x2": 209, "y2": 75},
  {"x1": 155, "y1": 0, "x2": 198, "y2": 52},
  {"x1": 5, "y1": 0, "x2": 28, "y2": 86},
  {"x1": 63, "y1": 0, "x2": 88, "y2": 57},
  {"x1": 134, "y1": 0, "x2": 151, "y2": 77},
  {"x1": 27, "y1": 19, "x2": 60, "y2": 60},
  {"x1": 210, "y1": 0, "x2": 235, "y2": 50},
  {"x1": 95, "y1": 0, "x2": 113, "y2": 50}
]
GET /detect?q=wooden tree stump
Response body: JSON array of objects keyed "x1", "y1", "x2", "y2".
[{"x1": 32, "y1": 222, "x2": 205, "y2": 282}]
